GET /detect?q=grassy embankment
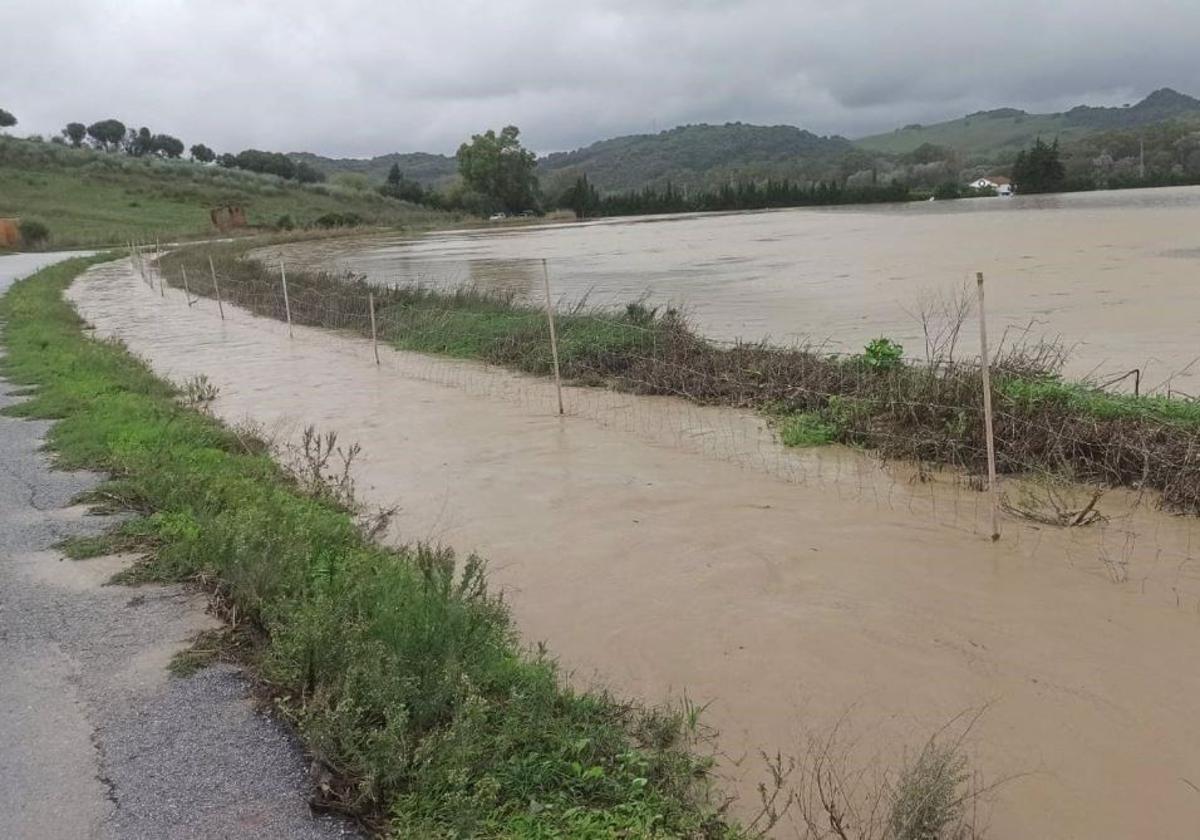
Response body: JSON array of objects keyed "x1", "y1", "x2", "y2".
[
  {"x1": 162, "y1": 242, "x2": 1200, "y2": 514},
  {"x1": 0, "y1": 136, "x2": 454, "y2": 250},
  {"x1": 0, "y1": 255, "x2": 742, "y2": 838}
]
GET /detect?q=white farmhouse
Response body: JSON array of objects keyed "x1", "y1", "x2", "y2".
[{"x1": 968, "y1": 175, "x2": 1013, "y2": 195}]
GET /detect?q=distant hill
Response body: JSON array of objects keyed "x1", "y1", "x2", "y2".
[
  {"x1": 286, "y1": 87, "x2": 1200, "y2": 197},
  {"x1": 288, "y1": 151, "x2": 458, "y2": 188},
  {"x1": 293, "y1": 124, "x2": 856, "y2": 197},
  {"x1": 537, "y1": 123, "x2": 854, "y2": 193},
  {"x1": 855, "y1": 88, "x2": 1200, "y2": 158}
]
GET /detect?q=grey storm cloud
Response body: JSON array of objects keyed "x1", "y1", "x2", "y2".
[{"x1": 3, "y1": 0, "x2": 1200, "y2": 157}]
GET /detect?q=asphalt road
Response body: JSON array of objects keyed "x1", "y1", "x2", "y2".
[{"x1": 0, "y1": 253, "x2": 355, "y2": 839}]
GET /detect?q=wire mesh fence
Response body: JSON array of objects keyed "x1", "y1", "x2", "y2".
[{"x1": 119, "y1": 241, "x2": 1200, "y2": 613}]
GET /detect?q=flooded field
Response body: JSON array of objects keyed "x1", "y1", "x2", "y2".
[
  {"x1": 267, "y1": 186, "x2": 1200, "y2": 393},
  {"x1": 71, "y1": 260, "x2": 1200, "y2": 839}
]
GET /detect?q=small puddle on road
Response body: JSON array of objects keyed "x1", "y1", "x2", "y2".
[{"x1": 70, "y1": 261, "x2": 1200, "y2": 839}]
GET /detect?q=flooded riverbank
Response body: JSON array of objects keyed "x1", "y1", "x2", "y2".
[
  {"x1": 263, "y1": 186, "x2": 1200, "y2": 395},
  {"x1": 71, "y1": 260, "x2": 1200, "y2": 838}
]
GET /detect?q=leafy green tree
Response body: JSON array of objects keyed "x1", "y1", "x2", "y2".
[
  {"x1": 903, "y1": 142, "x2": 953, "y2": 165},
  {"x1": 456, "y1": 125, "x2": 539, "y2": 213},
  {"x1": 0, "y1": 109, "x2": 17, "y2": 129},
  {"x1": 933, "y1": 182, "x2": 962, "y2": 200},
  {"x1": 126, "y1": 126, "x2": 154, "y2": 156},
  {"x1": 295, "y1": 161, "x2": 325, "y2": 183},
  {"x1": 62, "y1": 122, "x2": 87, "y2": 147},
  {"x1": 560, "y1": 174, "x2": 601, "y2": 217},
  {"x1": 230, "y1": 149, "x2": 296, "y2": 179},
  {"x1": 151, "y1": 133, "x2": 184, "y2": 158},
  {"x1": 189, "y1": 143, "x2": 215, "y2": 163},
  {"x1": 379, "y1": 164, "x2": 425, "y2": 202},
  {"x1": 87, "y1": 119, "x2": 126, "y2": 151},
  {"x1": 1012, "y1": 137, "x2": 1066, "y2": 193}
]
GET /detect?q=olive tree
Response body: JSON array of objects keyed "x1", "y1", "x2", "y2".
[
  {"x1": 62, "y1": 122, "x2": 87, "y2": 147},
  {"x1": 86, "y1": 119, "x2": 127, "y2": 151}
]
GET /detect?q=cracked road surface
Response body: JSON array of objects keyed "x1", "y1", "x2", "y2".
[{"x1": 0, "y1": 253, "x2": 355, "y2": 839}]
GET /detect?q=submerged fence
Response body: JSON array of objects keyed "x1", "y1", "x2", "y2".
[{"x1": 122, "y1": 240, "x2": 1200, "y2": 612}]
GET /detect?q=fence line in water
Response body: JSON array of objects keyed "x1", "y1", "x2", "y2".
[{"x1": 120, "y1": 245, "x2": 1200, "y2": 613}]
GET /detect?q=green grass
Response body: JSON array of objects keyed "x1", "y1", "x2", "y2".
[
  {"x1": 0, "y1": 137, "x2": 454, "y2": 249},
  {"x1": 379, "y1": 292, "x2": 660, "y2": 375},
  {"x1": 998, "y1": 377, "x2": 1200, "y2": 426},
  {"x1": 0, "y1": 255, "x2": 740, "y2": 838},
  {"x1": 775, "y1": 412, "x2": 841, "y2": 447}
]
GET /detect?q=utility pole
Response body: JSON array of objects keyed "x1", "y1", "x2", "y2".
[{"x1": 1139, "y1": 137, "x2": 1146, "y2": 181}]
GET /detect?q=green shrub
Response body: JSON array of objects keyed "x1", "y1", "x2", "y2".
[
  {"x1": 864, "y1": 337, "x2": 904, "y2": 371},
  {"x1": 313, "y1": 211, "x2": 365, "y2": 228},
  {"x1": 18, "y1": 218, "x2": 50, "y2": 247}
]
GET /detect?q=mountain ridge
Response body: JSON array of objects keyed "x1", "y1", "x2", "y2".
[{"x1": 290, "y1": 87, "x2": 1200, "y2": 193}]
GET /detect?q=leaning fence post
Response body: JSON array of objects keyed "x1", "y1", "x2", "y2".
[
  {"x1": 976, "y1": 271, "x2": 1000, "y2": 541},
  {"x1": 368, "y1": 291, "x2": 380, "y2": 365},
  {"x1": 280, "y1": 258, "x2": 294, "y2": 338},
  {"x1": 181, "y1": 265, "x2": 193, "y2": 306},
  {"x1": 209, "y1": 256, "x2": 225, "y2": 320},
  {"x1": 541, "y1": 258, "x2": 565, "y2": 415}
]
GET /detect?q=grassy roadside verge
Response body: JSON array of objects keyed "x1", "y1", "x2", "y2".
[
  {"x1": 160, "y1": 242, "x2": 1200, "y2": 514},
  {"x1": 0, "y1": 256, "x2": 741, "y2": 838}
]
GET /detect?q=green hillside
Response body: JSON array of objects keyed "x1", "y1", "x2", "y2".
[
  {"x1": 0, "y1": 137, "x2": 448, "y2": 249},
  {"x1": 292, "y1": 124, "x2": 856, "y2": 196},
  {"x1": 537, "y1": 122, "x2": 854, "y2": 193},
  {"x1": 288, "y1": 151, "x2": 459, "y2": 188},
  {"x1": 856, "y1": 88, "x2": 1200, "y2": 159}
]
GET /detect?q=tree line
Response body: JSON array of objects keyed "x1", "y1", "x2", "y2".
[
  {"x1": 557, "y1": 173, "x2": 912, "y2": 217},
  {"x1": 22, "y1": 112, "x2": 326, "y2": 184}
]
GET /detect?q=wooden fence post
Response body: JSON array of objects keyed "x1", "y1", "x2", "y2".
[
  {"x1": 280, "y1": 258, "x2": 294, "y2": 338},
  {"x1": 541, "y1": 258, "x2": 565, "y2": 416},
  {"x1": 181, "y1": 265, "x2": 193, "y2": 306},
  {"x1": 976, "y1": 271, "x2": 1000, "y2": 541},
  {"x1": 368, "y1": 291, "x2": 380, "y2": 365},
  {"x1": 209, "y1": 256, "x2": 225, "y2": 320}
]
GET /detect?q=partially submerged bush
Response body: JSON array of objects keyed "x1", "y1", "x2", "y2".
[{"x1": 795, "y1": 711, "x2": 993, "y2": 840}]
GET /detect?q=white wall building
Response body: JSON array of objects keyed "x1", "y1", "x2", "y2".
[{"x1": 968, "y1": 176, "x2": 1013, "y2": 195}]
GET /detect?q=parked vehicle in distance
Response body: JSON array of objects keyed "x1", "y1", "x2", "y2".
[{"x1": 488, "y1": 212, "x2": 507, "y2": 221}]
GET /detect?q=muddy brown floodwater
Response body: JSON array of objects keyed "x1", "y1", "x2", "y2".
[
  {"x1": 72, "y1": 261, "x2": 1200, "y2": 839},
  {"x1": 263, "y1": 185, "x2": 1200, "y2": 394}
]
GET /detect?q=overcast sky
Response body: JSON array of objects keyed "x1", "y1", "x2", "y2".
[{"x1": 3, "y1": 1, "x2": 1199, "y2": 159}]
